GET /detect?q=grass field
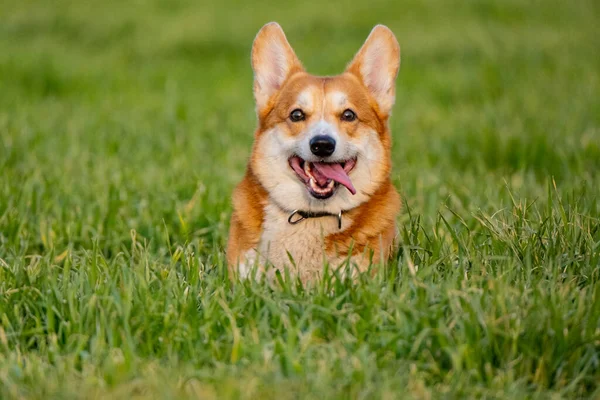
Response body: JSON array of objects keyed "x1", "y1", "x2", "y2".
[{"x1": 1, "y1": 0, "x2": 600, "y2": 398}]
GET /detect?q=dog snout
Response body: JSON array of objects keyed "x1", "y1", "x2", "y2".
[{"x1": 309, "y1": 135, "x2": 336, "y2": 157}]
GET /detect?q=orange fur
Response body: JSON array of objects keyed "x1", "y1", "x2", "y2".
[
  {"x1": 226, "y1": 168, "x2": 267, "y2": 265},
  {"x1": 227, "y1": 23, "x2": 402, "y2": 281}
]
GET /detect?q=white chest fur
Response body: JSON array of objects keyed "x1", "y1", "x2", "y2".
[{"x1": 256, "y1": 202, "x2": 349, "y2": 275}]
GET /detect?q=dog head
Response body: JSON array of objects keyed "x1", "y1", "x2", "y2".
[{"x1": 249, "y1": 23, "x2": 400, "y2": 214}]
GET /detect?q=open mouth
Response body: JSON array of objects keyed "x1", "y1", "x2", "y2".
[{"x1": 289, "y1": 156, "x2": 357, "y2": 199}]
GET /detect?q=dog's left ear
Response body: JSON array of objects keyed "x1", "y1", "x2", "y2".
[
  {"x1": 252, "y1": 22, "x2": 304, "y2": 112},
  {"x1": 346, "y1": 25, "x2": 400, "y2": 116}
]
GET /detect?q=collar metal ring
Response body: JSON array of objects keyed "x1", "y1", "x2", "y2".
[{"x1": 287, "y1": 210, "x2": 306, "y2": 224}]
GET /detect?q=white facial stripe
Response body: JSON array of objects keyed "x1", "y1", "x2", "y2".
[{"x1": 308, "y1": 120, "x2": 339, "y2": 141}]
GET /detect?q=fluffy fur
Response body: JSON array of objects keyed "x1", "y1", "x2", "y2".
[{"x1": 227, "y1": 22, "x2": 402, "y2": 281}]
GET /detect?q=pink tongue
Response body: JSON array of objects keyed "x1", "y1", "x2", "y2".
[{"x1": 312, "y1": 163, "x2": 356, "y2": 195}]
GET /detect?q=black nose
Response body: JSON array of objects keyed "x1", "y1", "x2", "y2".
[{"x1": 309, "y1": 135, "x2": 336, "y2": 157}]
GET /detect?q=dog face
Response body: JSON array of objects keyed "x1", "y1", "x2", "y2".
[{"x1": 249, "y1": 23, "x2": 400, "y2": 214}]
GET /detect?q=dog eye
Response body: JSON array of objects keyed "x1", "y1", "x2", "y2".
[
  {"x1": 341, "y1": 109, "x2": 356, "y2": 122},
  {"x1": 289, "y1": 109, "x2": 305, "y2": 122}
]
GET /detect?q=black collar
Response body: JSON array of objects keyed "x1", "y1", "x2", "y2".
[{"x1": 287, "y1": 209, "x2": 343, "y2": 229}]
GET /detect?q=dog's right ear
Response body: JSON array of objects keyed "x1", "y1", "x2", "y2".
[
  {"x1": 251, "y1": 22, "x2": 304, "y2": 112},
  {"x1": 346, "y1": 25, "x2": 400, "y2": 117}
]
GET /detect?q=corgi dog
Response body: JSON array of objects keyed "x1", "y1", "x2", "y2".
[{"x1": 227, "y1": 22, "x2": 401, "y2": 282}]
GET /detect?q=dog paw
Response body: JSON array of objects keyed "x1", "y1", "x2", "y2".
[{"x1": 238, "y1": 249, "x2": 259, "y2": 279}]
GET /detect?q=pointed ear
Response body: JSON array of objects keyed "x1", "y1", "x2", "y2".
[
  {"x1": 251, "y1": 22, "x2": 304, "y2": 111},
  {"x1": 346, "y1": 25, "x2": 400, "y2": 115}
]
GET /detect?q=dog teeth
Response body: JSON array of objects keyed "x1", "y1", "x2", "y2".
[
  {"x1": 309, "y1": 179, "x2": 326, "y2": 193},
  {"x1": 304, "y1": 161, "x2": 335, "y2": 195},
  {"x1": 308, "y1": 178, "x2": 335, "y2": 194}
]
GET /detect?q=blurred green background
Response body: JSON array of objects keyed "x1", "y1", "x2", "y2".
[
  {"x1": 1, "y1": 0, "x2": 599, "y2": 398},
  {"x1": 1, "y1": 0, "x2": 598, "y2": 252}
]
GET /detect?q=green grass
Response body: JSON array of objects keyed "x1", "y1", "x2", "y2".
[{"x1": 1, "y1": 0, "x2": 599, "y2": 398}]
